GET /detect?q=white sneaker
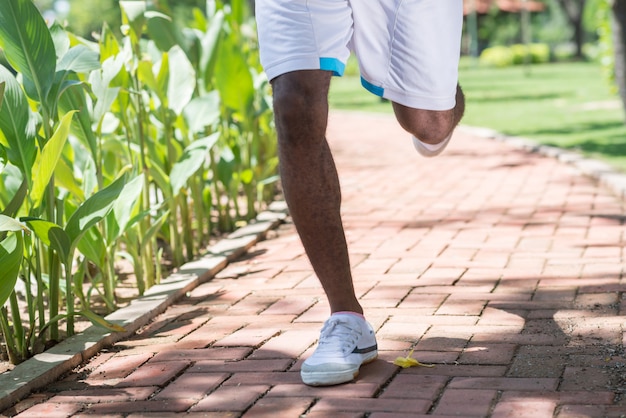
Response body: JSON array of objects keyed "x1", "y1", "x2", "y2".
[
  {"x1": 412, "y1": 132, "x2": 453, "y2": 157},
  {"x1": 301, "y1": 313, "x2": 378, "y2": 386}
]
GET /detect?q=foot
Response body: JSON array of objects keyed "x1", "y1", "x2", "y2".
[
  {"x1": 301, "y1": 313, "x2": 378, "y2": 386},
  {"x1": 412, "y1": 132, "x2": 453, "y2": 157}
]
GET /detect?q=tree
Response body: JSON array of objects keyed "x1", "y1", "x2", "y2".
[
  {"x1": 612, "y1": 0, "x2": 626, "y2": 114},
  {"x1": 553, "y1": 0, "x2": 588, "y2": 57}
]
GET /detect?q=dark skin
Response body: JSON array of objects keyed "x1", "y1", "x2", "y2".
[{"x1": 272, "y1": 69, "x2": 465, "y2": 314}]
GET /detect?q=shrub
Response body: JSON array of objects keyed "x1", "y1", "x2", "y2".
[
  {"x1": 479, "y1": 43, "x2": 550, "y2": 67},
  {"x1": 479, "y1": 45, "x2": 515, "y2": 68}
]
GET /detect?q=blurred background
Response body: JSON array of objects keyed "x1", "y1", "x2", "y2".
[{"x1": 29, "y1": 0, "x2": 626, "y2": 172}]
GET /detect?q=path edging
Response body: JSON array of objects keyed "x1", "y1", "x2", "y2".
[{"x1": 0, "y1": 202, "x2": 288, "y2": 411}]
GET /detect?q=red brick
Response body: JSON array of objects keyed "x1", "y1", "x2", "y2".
[
  {"x1": 13, "y1": 402, "x2": 83, "y2": 418},
  {"x1": 449, "y1": 377, "x2": 558, "y2": 391},
  {"x1": 116, "y1": 360, "x2": 189, "y2": 387},
  {"x1": 267, "y1": 382, "x2": 380, "y2": 398},
  {"x1": 154, "y1": 373, "x2": 229, "y2": 400},
  {"x1": 51, "y1": 387, "x2": 158, "y2": 403},
  {"x1": 309, "y1": 398, "x2": 430, "y2": 414},
  {"x1": 492, "y1": 397, "x2": 557, "y2": 418},
  {"x1": 458, "y1": 342, "x2": 517, "y2": 365},
  {"x1": 242, "y1": 397, "x2": 313, "y2": 417},
  {"x1": 189, "y1": 358, "x2": 292, "y2": 373},
  {"x1": 433, "y1": 388, "x2": 497, "y2": 416},
  {"x1": 378, "y1": 374, "x2": 448, "y2": 400},
  {"x1": 191, "y1": 385, "x2": 269, "y2": 412},
  {"x1": 87, "y1": 352, "x2": 153, "y2": 381},
  {"x1": 82, "y1": 399, "x2": 193, "y2": 415},
  {"x1": 151, "y1": 347, "x2": 252, "y2": 362},
  {"x1": 223, "y1": 371, "x2": 302, "y2": 386}
]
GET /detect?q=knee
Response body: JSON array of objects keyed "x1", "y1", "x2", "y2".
[
  {"x1": 394, "y1": 107, "x2": 455, "y2": 144},
  {"x1": 393, "y1": 85, "x2": 465, "y2": 144},
  {"x1": 271, "y1": 72, "x2": 331, "y2": 125}
]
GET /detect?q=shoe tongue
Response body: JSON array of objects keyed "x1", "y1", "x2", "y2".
[{"x1": 320, "y1": 318, "x2": 359, "y2": 344}]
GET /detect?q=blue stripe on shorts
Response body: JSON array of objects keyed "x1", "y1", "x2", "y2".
[
  {"x1": 320, "y1": 57, "x2": 345, "y2": 76},
  {"x1": 361, "y1": 77, "x2": 385, "y2": 97}
]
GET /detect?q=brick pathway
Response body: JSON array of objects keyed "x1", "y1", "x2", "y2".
[{"x1": 3, "y1": 111, "x2": 626, "y2": 417}]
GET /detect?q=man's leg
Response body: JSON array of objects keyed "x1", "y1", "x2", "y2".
[
  {"x1": 394, "y1": 84, "x2": 465, "y2": 153},
  {"x1": 272, "y1": 70, "x2": 378, "y2": 387},
  {"x1": 271, "y1": 70, "x2": 362, "y2": 315}
]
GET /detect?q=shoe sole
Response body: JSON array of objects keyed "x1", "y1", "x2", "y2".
[{"x1": 301, "y1": 353, "x2": 378, "y2": 387}]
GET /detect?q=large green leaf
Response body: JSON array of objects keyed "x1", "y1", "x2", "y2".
[
  {"x1": 199, "y1": 10, "x2": 224, "y2": 90},
  {"x1": 0, "y1": 215, "x2": 26, "y2": 232},
  {"x1": 65, "y1": 173, "x2": 127, "y2": 248},
  {"x1": 78, "y1": 309, "x2": 126, "y2": 332},
  {"x1": 22, "y1": 218, "x2": 71, "y2": 263},
  {"x1": 54, "y1": 155, "x2": 85, "y2": 202},
  {"x1": 58, "y1": 81, "x2": 98, "y2": 159},
  {"x1": 77, "y1": 226, "x2": 105, "y2": 265},
  {"x1": 90, "y1": 55, "x2": 123, "y2": 124},
  {"x1": 1, "y1": 179, "x2": 27, "y2": 218},
  {"x1": 57, "y1": 45, "x2": 101, "y2": 73},
  {"x1": 170, "y1": 133, "x2": 219, "y2": 196},
  {"x1": 183, "y1": 91, "x2": 220, "y2": 134},
  {"x1": 0, "y1": 233, "x2": 22, "y2": 308},
  {"x1": 30, "y1": 111, "x2": 77, "y2": 209},
  {"x1": 215, "y1": 34, "x2": 253, "y2": 116},
  {"x1": 167, "y1": 45, "x2": 196, "y2": 115},
  {"x1": 120, "y1": 1, "x2": 147, "y2": 42},
  {"x1": 106, "y1": 173, "x2": 144, "y2": 243},
  {"x1": 0, "y1": 65, "x2": 36, "y2": 185},
  {"x1": 0, "y1": 0, "x2": 56, "y2": 103},
  {"x1": 0, "y1": 81, "x2": 5, "y2": 111},
  {"x1": 146, "y1": 11, "x2": 187, "y2": 54},
  {"x1": 49, "y1": 21, "x2": 70, "y2": 64}
]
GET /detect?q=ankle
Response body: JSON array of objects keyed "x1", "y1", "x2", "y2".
[{"x1": 333, "y1": 311, "x2": 365, "y2": 319}]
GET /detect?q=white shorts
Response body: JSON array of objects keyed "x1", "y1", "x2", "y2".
[{"x1": 255, "y1": 0, "x2": 463, "y2": 110}]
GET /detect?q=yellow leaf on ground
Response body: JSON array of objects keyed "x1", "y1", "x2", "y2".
[{"x1": 393, "y1": 349, "x2": 435, "y2": 369}]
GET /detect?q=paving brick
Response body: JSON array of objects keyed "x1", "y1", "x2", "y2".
[
  {"x1": 308, "y1": 398, "x2": 430, "y2": 415},
  {"x1": 150, "y1": 347, "x2": 252, "y2": 362},
  {"x1": 51, "y1": 387, "x2": 158, "y2": 403},
  {"x1": 212, "y1": 324, "x2": 282, "y2": 347},
  {"x1": 267, "y1": 382, "x2": 380, "y2": 398},
  {"x1": 13, "y1": 402, "x2": 83, "y2": 418},
  {"x1": 556, "y1": 404, "x2": 626, "y2": 418},
  {"x1": 492, "y1": 396, "x2": 557, "y2": 418},
  {"x1": 378, "y1": 374, "x2": 448, "y2": 400},
  {"x1": 432, "y1": 388, "x2": 497, "y2": 416},
  {"x1": 189, "y1": 358, "x2": 293, "y2": 373},
  {"x1": 115, "y1": 360, "x2": 190, "y2": 388},
  {"x1": 222, "y1": 372, "x2": 302, "y2": 386},
  {"x1": 190, "y1": 385, "x2": 269, "y2": 412},
  {"x1": 449, "y1": 377, "x2": 559, "y2": 391},
  {"x1": 560, "y1": 366, "x2": 617, "y2": 391},
  {"x1": 154, "y1": 373, "x2": 229, "y2": 400},
  {"x1": 241, "y1": 397, "x2": 313, "y2": 417},
  {"x1": 458, "y1": 342, "x2": 517, "y2": 365},
  {"x1": 87, "y1": 352, "x2": 153, "y2": 381},
  {"x1": 82, "y1": 399, "x2": 193, "y2": 415}
]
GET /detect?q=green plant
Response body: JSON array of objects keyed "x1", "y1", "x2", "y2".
[
  {"x1": 0, "y1": 0, "x2": 277, "y2": 364},
  {"x1": 480, "y1": 43, "x2": 551, "y2": 67}
]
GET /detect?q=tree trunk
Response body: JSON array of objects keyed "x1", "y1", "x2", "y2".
[
  {"x1": 612, "y1": 0, "x2": 626, "y2": 116},
  {"x1": 555, "y1": 0, "x2": 587, "y2": 58}
]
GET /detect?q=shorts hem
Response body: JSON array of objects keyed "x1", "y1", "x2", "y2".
[
  {"x1": 362, "y1": 77, "x2": 455, "y2": 111},
  {"x1": 264, "y1": 57, "x2": 345, "y2": 81}
]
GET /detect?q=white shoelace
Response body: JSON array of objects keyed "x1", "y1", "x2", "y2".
[{"x1": 316, "y1": 318, "x2": 362, "y2": 355}]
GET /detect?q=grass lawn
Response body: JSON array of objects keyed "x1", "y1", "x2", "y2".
[{"x1": 328, "y1": 59, "x2": 626, "y2": 172}]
